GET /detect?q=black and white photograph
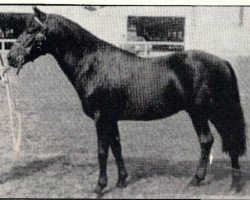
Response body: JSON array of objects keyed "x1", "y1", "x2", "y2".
[{"x1": 0, "y1": 3, "x2": 249, "y2": 199}]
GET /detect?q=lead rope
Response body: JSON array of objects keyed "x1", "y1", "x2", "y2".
[
  {"x1": 0, "y1": 54, "x2": 22, "y2": 158},
  {"x1": 8, "y1": 75, "x2": 22, "y2": 153}
]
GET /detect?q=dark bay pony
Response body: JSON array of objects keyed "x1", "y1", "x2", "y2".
[{"x1": 7, "y1": 7, "x2": 246, "y2": 194}]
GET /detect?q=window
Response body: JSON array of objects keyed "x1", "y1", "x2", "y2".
[
  {"x1": 127, "y1": 16, "x2": 185, "y2": 54},
  {"x1": 0, "y1": 13, "x2": 30, "y2": 52},
  {"x1": 0, "y1": 28, "x2": 18, "y2": 39},
  {"x1": 128, "y1": 16, "x2": 185, "y2": 42},
  {"x1": 4, "y1": 42, "x2": 14, "y2": 50}
]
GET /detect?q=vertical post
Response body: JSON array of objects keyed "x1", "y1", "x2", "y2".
[
  {"x1": 239, "y1": 6, "x2": 244, "y2": 27},
  {"x1": 0, "y1": 52, "x2": 4, "y2": 66}
]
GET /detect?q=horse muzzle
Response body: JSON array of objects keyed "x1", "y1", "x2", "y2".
[{"x1": 7, "y1": 52, "x2": 25, "y2": 68}]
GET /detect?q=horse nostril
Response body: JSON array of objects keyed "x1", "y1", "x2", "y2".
[{"x1": 7, "y1": 53, "x2": 12, "y2": 61}]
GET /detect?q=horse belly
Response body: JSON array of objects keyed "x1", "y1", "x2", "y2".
[{"x1": 120, "y1": 88, "x2": 183, "y2": 121}]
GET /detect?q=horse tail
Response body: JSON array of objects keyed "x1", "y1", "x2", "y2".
[
  {"x1": 227, "y1": 61, "x2": 241, "y2": 103},
  {"x1": 210, "y1": 61, "x2": 247, "y2": 156}
]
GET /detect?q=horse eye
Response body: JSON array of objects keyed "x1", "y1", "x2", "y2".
[
  {"x1": 26, "y1": 28, "x2": 31, "y2": 33},
  {"x1": 27, "y1": 28, "x2": 35, "y2": 34}
]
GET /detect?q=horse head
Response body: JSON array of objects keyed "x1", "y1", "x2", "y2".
[{"x1": 7, "y1": 6, "x2": 50, "y2": 73}]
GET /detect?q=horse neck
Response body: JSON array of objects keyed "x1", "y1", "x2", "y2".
[{"x1": 48, "y1": 25, "x2": 102, "y2": 86}]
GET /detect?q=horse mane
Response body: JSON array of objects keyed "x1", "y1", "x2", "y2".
[{"x1": 46, "y1": 13, "x2": 136, "y2": 57}]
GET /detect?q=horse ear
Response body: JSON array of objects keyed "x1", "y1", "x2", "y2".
[{"x1": 33, "y1": 6, "x2": 47, "y2": 22}]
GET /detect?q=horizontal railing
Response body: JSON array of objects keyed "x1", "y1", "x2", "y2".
[
  {"x1": 121, "y1": 41, "x2": 185, "y2": 57},
  {"x1": 126, "y1": 41, "x2": 184, "y2": 45}
]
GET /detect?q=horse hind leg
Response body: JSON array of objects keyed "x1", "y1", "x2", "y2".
[{"x1": 189, "y1": 112, "x2": 214, "y2": 186}]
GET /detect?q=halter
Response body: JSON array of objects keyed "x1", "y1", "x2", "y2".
[
  {"x1": 14, "y1": 28, "x2": 46, "y2": 75},
  {"x1": 33, "y1": 18, "x2": 47, "y2": 53}
]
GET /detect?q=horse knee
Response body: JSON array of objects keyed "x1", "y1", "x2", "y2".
[
  {"x1": 98, "y1": 147, "x2": 108, "y2": 159},
  {"x1": 200, "y1": 133, "x2": 214, "y2": 158},
  {"x1": 200, "y1": 133, "x2": 214, "y2": 146}
]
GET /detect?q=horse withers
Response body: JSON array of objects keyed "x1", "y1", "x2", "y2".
[{"x1": 7, "y1": 6, "x2": 247, "y2": 194}]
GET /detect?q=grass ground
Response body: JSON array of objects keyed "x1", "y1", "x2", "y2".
[{"x1": 0, "y1": 54, "x2": 248, "y2": 198}]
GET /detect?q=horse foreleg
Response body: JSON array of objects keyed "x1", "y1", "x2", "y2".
[
  {"x1": 109, "y1": 122, "x2": 128, "y2": 188},
  {"x1": 189, "y1": 115, "x2": 214, "y2": 186},
  {"x1": 94, "y1": 117, "x2": 110, "y2": 194}
]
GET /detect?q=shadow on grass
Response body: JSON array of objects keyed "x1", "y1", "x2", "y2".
[
  {"x1": 0, "y1": 154, "x2": 249, "y2": 194},
  {"x1": 0, "y1": 155, "x2": 68, "y2": 184},
  {"x1": 125, "y1": 157, "x2": 250, "y2": 193}
]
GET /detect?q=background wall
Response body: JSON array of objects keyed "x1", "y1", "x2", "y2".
[{"x1": 0, "y1": 6, "x2": 249, "y2": 58}]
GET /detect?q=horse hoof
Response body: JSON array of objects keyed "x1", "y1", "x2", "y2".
[
  {"x1": 94, "y1": 185, "x2": 105, "y2": 195},
  {"x1": 189, "y1": 176, "x2": 204, "y2": 186},
  {"x1": 231, "y1": 172, "x2": 244, "y2": 193},
  {"x1": 88, "y1": 192, "x2": 103, "y2": 199},
  {"x1": 116, "y1": 180, "x2": 127, "y2": 188}
]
